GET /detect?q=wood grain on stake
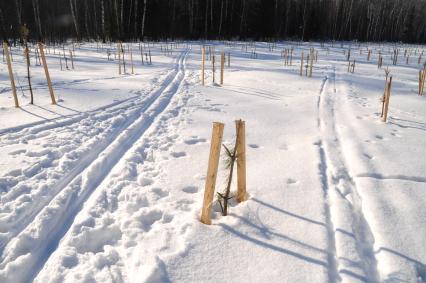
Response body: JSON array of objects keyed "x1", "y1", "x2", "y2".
[
  {"x1": 200, "y1": 122, "x2": 224, "y2": 225},
  {"x1": 220, "y1": 51, "x2": 224, "y2": 85},
  {"x1": 38, "y1": 43, "x2": 56, "y2": 105},
  {"x1": 383, "y1": 76, "x2": 393, "y2": 122},
  {"x1": 236, "y1": 120, "x2": 247, "y2": 203},
  {"x1": 3, "y1": 42, "x2": 19, "y2": 107}
]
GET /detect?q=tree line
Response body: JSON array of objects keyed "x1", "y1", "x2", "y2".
[{"x1": 1, "y1": 0, "x2": 426, "y2": 44}]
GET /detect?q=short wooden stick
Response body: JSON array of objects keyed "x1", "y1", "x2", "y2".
[
  {"x1": 38, "y1": 43, "x2": 56, "y2": 105},
  {"x1": 200, "y1": 122, "x2": 225, "y2": 225}
]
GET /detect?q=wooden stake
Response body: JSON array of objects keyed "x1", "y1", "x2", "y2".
[
  {"x1": 38, "y1": 43, "x2": 57, "y2": 105},
  {"x1": 383, "y1": 76, "x2": 392, "y2": 123},
  {"x1": 236, "y1": 120, "x2": 247, "y2": 203},
  {"x1": 220, "y1": 51, "x2": 224, "y2": 85},
  {"x1": 201, "y1": 47, "x2": 205, "y2": 86},
  {"x1": 118, "y1": 43, "x2": 121, "y2": 74},
  {"x1": 69, "y1": 50, "x2": 74, "y2": 69},
  {"x1": 200, "y1": 122, "x2": 225, "y2": 225},
  {"x1": 212, "y1": 54, "x2": 215, "y2": 84},
  {"x1": 130, "y1": 47, "x2": 134, "y2": 74},
  {"x1": 300, "y1": 52, "x2": 304, "y2": 76},
  {"x1": 381, "y1": 69, "x2": 390, "y2": 117},
  {"x1": 228, "y1": 52, "x2": 230, "y2": 67},
  {"x1": 3, "y1": 42, "x2": 19, "y2": 107}
]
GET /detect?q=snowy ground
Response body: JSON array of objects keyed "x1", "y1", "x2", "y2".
[{"x1": 0, "y1": 41, "x2": 425, "y2": 283}]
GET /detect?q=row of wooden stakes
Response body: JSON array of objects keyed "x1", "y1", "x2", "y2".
[
  {"x1": 201, "y1": 47, "x2": 228, "y2": 86},
  {"x1": 2, "y1": 42, "x2": 56, "y2": 107}
]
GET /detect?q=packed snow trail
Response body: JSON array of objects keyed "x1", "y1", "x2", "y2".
[
  {"x1": 317, "y1": 67, "x2": 379, "y2": 282},
  {"x1": 0, "y1": 48, "x2": 189, "y2": 283}
]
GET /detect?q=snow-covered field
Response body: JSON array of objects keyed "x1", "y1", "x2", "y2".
[{"x1": 0, "y1": 40, "x2": 425, "y2": 283}]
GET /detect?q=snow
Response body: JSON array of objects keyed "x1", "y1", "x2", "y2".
[{"x1": 0, "y1": 41, "x2": 425, "y2": 283}]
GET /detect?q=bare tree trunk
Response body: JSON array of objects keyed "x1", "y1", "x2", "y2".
[
  {"x1": 70, "y1": 0, "x2": 80, "y2": 38},
  {"x1": 134, "y1": 0, "x2": 138, "y2": 37},
  {"x1": 84, "y1": 0, "x2": 90, "y2": 38},
  {"x1": 141, "y1": 0, "x2": 147, "y2": 40},
  {"x1": 15, "y1": 0, "x2": 22, "y2": 26},
  {"x1": 127, "y1": 0, "x2": 133, "y2": 35},
  {"x1": 32, "y1": 0, "x2": 42, "y2": 39},
  {"x1": 101, "y1": 0, "x2": 105, "y2": 41},
  {"x1": 204, "y1": 0, "x2": 208, "y2": 38},
  {"x1": 302, "y1": 0, "x2": 308, "y2": 41},
  {"x1": 240, "y1": 0, "x2": 246, "y2": 36},
  {"x1": 120, "y1": 0, "x2": 124, "y2": 37},
  {"x1": 218, "y1": 0, "x2": 224, "y2": 36}
]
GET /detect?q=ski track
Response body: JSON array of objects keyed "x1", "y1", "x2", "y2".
[
  {"x1": 0, "y1": 51, "x2": 183, "y2": 251},
  {"x1": 0, "y1": 48, "x2": 189, "y2": 283},
  {"x1": 317, "y1": 65, "x2": 380, "y2": 282}
]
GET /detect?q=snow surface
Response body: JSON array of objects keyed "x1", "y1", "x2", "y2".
[{"x1": 0, "y1": 41, "x2": 425, "y2": 283}]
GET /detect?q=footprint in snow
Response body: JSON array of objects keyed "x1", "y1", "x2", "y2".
[
  {"x1": 182, "y1": 186, "x2": 198, "y2": 194},
  {"x1": 248, "y1": 144, "x2": 260, "y2": 149},
  {"x1": 287, "y1": 178, "x2": 299, "y2": 185},
  {"x1": 171, "y1": 151, "x2": 187, "y2": 158},
  {"x1": 184, "y1": 137, "x2": 206, "y2": 145}
]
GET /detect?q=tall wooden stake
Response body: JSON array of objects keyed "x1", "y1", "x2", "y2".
[
  {"x1": 383, "y1": 76, "x2": 393, "y2": 123},
  {"x1": 130, "y1": 47, "x2": 134, "y2": 74},
  {"x1": 3, "y1": 42, "x2": 19, "y2": 107},
  {"x1": 38, "y1": 43, "x2": 57, "y2": 105},
  {"x1": 220, "y1": 51, "x2": 224, "y2": 85},
  {"x1": 201, "y1": 47, "x2": 205, "y2": 85},
  {"x1": 200, "y1": 122, "x2": 225, "y2": 225},
  {"x1": 236, "y1": 120, "x2": 247, "y2": 202},
  {"x1": 212, "y1": 54, "x2": 215, "y2": 84},
  {"x1": 300, "y1": 52, "x2": 304, "y2": 76},
  {"x1": 118, "y1": 43, "x2": 122, "y2": 74}
]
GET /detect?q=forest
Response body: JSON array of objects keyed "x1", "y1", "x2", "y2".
[{"x1": 1, "y1": 0, "x2": 426, "y2": 44}]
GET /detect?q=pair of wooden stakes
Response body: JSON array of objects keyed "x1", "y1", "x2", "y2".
[
  {"x1": 201, "y1": 47, "x2": 226, "y2": 86},
  {"x1": 200, "y1": 120, "x2": 247, "y2": 225},
  {"x1": 3, "y1": 42, "x2": 56, "y2": 107}
]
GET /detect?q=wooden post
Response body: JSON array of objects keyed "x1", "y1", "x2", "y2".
[
  {"x1": 228, "y1": 52, "x2": 230, "y2": 67},
  {"x1": 118, "y1": 43, "x2": 121, "y2": 74},
  {"x1": 220, "y1": 51, "x2": 224, "y2": 85},
  {"x1": 201, "y1": 47, "x2": 205, "y2": 85},
  {"x1": 149, "y1": 50, "x2": 152, "y2": 64},
  {"x1": 130, "y1": 47, "x2": 134, "y2": 74},
  {"x1": 309, "y1": 52, "x2": 313, "y2": 77},
  {"x1": 3, "y1": 42, "x2": 19, "y2": 107},
  {"x1": 69, "y1": 50, "x2": 74, "y2": 69},
  {"x1": 212, "y1": 54, "x2": 215, "y2": 84},
  {"x1": 420, "y1": 69, "x2": 426, "y2": 96},
  {"x1": 300, "y1": 52, "x2": 304, "y2": 76},
  {"x1": 383, "y1": 76, "x2": 392, "y2": 123},
  {"x1": 122, "y1": 43, "x2": 126, "y2": 73},
  {"x1": 381, "y1": 69, "x2": 390, "y2": 117},
  {"x1": 38, "y1": 43, "x2": 57, "y2": 105},
  {"x1": 236, "y1": 120, "x2": 247, "y2": 203},
  {"x1": 200, "y1": 122, "x2": 225, "y2": 225}
]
